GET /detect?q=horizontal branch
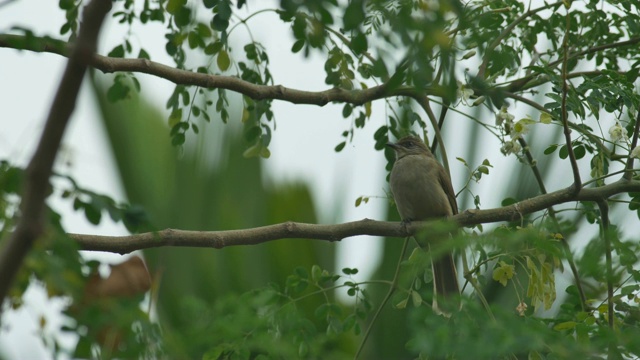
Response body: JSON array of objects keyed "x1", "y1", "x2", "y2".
[
  {"x1": 70, "y1": 179, "x2": 640, "y2": 254},
  {"x1": 0, "y1": 34, "x2": 442, "y2": 106}
]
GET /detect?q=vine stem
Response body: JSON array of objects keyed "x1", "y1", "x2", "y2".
[{"x1": 354, "y1": 237, "x2": 410, "y2": 360}]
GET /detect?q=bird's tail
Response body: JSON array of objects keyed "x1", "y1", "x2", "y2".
[
  {"x1": 430, "y1": 248, "x2": 460, "y2": 314},
  {"x1": 432, "y1": 251, "x2": 459, "y2": 296}
]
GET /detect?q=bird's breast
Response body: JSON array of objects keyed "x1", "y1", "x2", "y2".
[{"x1": 390, "y1": 155, "x2": 452, "y2": 220}]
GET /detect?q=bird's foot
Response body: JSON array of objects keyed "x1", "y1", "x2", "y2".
[{"x1": 401, "y1": 218, "x2": 412, "y2": 235}]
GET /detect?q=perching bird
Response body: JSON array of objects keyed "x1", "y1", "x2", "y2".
[{"x1": 387, "y1": 136, "x2": 460, "y2": 307}]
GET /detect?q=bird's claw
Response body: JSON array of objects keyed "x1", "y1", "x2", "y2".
[{"x1": 401, "y1": 218, "x2": 412, "y2": 235}]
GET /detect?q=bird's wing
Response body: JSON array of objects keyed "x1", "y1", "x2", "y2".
[{"x1": 439, "y1": 170, "x2": 458, "y2": 216}]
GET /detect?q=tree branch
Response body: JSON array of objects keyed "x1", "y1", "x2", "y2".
[
  {"x1": 0, "y1": 34, "x2": 444, "y2": 106},
  {"x1": 0, "y1": 0, "x2": 112, "y2": 302},
  {"x1": 68, "y1": 179, "x2": 640, "y2": 254}
]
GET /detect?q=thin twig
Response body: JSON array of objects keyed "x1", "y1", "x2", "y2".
[
  {"x1": 560, "y1": 11, "x2": 581, "y2": 193},
  {"x1": 477, "y1": 1, "x2": 563, "y2": 78},
  {"x1": 355, "y1": 237, "x2": 410, "y2": 359},
  {"x1": 624, "y1": 110, "x2": 640, "y2": 180},
  {"x1": 430, "y1": 101, "x2": 449, "y2": 154},
  {"x1": 596, "y1": 200, "x2": 614, "y2": 329},
  {"x1": 415, "y1": 96, "x2": 452, "y2": 176}
]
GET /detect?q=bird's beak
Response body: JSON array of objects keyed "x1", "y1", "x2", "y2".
[{"x1": 386, "y1": 142, "x2": 399, "y2": 150}]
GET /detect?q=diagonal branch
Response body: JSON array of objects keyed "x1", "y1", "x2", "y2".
[
  {"x1": 0, "y1": 0, "x2": 112, "y2": 303},
  {"x1": 68, "y1": 179, "x2": 640, "y2": 255}
]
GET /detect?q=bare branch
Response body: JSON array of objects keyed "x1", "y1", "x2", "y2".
[
  {"x1": 68, "y1": 179, "x2": 640, "y2": 255},
  {"x1": 0, "y1": 0, "x2": 112, "y2": 302}
]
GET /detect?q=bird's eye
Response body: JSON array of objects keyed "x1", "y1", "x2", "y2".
[{"x1": 404, "y1": 142, "x2": 414, "y2": 148}]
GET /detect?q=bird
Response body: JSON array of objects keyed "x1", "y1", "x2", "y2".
[{"x1": 387, "y1": 135, "x2": 460, "y2": 309}]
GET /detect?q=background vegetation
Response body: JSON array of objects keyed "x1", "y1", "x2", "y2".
[{"x1": 1, "y1": 0, "x2": 640, "y2": 359}]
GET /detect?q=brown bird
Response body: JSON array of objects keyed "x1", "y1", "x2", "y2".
[{"x1": 387, "y1": 136, "x2": 459, "y2": 308}]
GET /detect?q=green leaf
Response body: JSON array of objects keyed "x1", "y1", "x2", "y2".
[
  {"x1": 343, "y1": 0, "x2": 364, "y2": 30},
  {"x1": 410, "y1": 291, "x2": 422, "y2": 307},
  {"x1": 351, "y1": 32, "x2": 367, "y2": 54},
  {"x1": 573, "y1": 145, "x2": 586, "y2": 159},
  {"x1": 558, "y1": 145, "x2": 569, "y2": 159},
  {"x1": 395, "y1": 298, "x2": 408, "y2": 309},
  {"x1": 138, "y1": 49, "x2": 150, "y2": 60},
  {"x1": 171, "y1": 133, "x2": 185, "y2": 146},
  {"x1": 84, "y1": 204, "x2": 101, "y2": 225},
  {"x1": 59, "y1": 0, "x2": 74, "y2": 10},
  {"x1": 108, "y1": 44, "x2": 125, "y2": 58},
  {"x1": 291, "y1": 39, "x2": 305, "y2": 53},
  {"x1": 334, "y1": 141, "x2": 346, "y2": 152},
  {"x1": 174, "y1": 6, "x2": 191, "y2": 27},
  {"x1": 553, "y1": 321, "x2": 577, "y2": 331},
  {"x1": 544, "y1": 144, "x2": 558, "y2": 155},
  {"x1": 217, "y1": 50, "x2": 230, "y2": 71},
  {"x1": 166, "y1": 0, "x2": 186, "y2": 14}
]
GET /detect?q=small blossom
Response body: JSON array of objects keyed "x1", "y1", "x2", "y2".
[
  {"x1": 609, "y1": 122, "x2": 628, "y2": 143},
  {"x1": 456, "y1": 81, "x2": 474, "y2": 105},
  {"x1": 510, "y1": 119, "x2": 532, "y2": 139},
  {"x1": 501, "y1": 139, "x2": 522, "y2": 155},
  {"x1": 495, "y1": 105, "x2": 514, "y2": 126},
  {"x1": 516, "y1": 302, "x2": 528, "y2": 316},
  {"x1": 631, "y1": 146, "x2": 640, "y2": 159}
]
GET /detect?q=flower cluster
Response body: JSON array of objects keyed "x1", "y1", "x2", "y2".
[
  {"x1": 456, "y1": 81, "x2": 475, "y2": 106},
  {"x1": 495, "y1": 106, "x2": 527, "y2": 155},
  {"x1": 608, "y1": 121, "x2": 629, "y2": 143}
]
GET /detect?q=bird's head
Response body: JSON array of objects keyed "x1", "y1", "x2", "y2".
[{"x1": 386, "y1": 136, "x2": 431, "y2": 159}]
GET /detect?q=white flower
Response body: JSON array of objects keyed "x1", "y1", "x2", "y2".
[
  {"x1": 495, "y1": 105, "x2": 514, "y2": 127},
  {"x1": 631, "y1": 146, "x2": 640, "y2": 159},
  {"x1": 510, "y1": 118, "x2": 532, "y2": 139},
  {"x1": 501, "y1": 139, "x2": 522, "y2": 155},
  {"x1": 609, "y1": 122, "x2": 628, "y2": 143},
  {"x1": 516, "y1": 302, "x2": 528, "y2": 317},
  {"x1": 456, "y1": 80, "x2": 474, "y2": 105}
]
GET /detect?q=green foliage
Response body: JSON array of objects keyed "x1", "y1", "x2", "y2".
[{"x1": 0, "y1": 162, "x2": 158, "y2": 358}]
